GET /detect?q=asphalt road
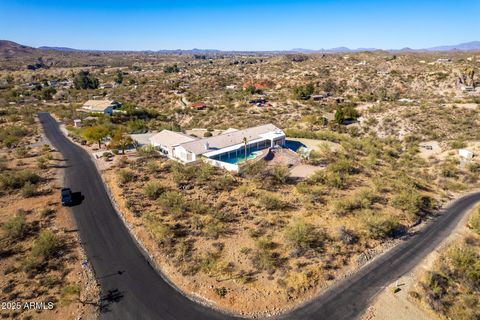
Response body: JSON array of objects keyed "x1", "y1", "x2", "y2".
[{"x1": 38, "y1": 112, "x2": 480, "y2": 320}]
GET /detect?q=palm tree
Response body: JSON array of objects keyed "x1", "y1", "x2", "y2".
[{"x1": 243, "y1": 137, "x2": 247, "y2": 161}]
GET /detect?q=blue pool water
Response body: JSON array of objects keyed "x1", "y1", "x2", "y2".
[
  {"x1": 284, "y1": 140, "x2": 306, "y2": 152},
  {"x1": 213, "y1": 150, "x2": 261, "y2": 164}
]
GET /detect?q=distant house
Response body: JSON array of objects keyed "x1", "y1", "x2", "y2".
[
  {"x1": 79, "y1": 100, "x2": 122, "y2": 115},
  {"x1": 322, "y1": 112, "x2": 336, "y2": 123},
  {"x1": 99, "y1": 83, "x2": 115, "y2": 89},
  {"x1": 249, "y1": 98, "x2": 271, "y2": 107},
  {"x1": 459, "y1": 149, "x2": 474, "y2": 159},
  {"x1": 311, "y1": 93, "x2": 332, "y2": 101},
  {"x1": 191, "y1": 102, "x2": 207, "y2": 110},
  {"x1": 149, "y1": 130, "x2": 198, "y2": 157},
  {"x1": 242, "y1": 82, "x2": 269, "y2": 91},
  {"x1": 436, "y1": 58, "x2": 452, "y2": 63}
]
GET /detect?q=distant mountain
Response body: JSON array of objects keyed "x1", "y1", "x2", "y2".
[
  {"x1": 39, "y1": 46, "x2": 81, "y2": 52},
  {"x1": 425, "y1": 41, "x2": 480, "y2": 51},
  {"x1": 0, "y1": 40, "x2": 37, "y2": 56},
  {"x1": 3, "y1": 39, "x2": 480, "y2": 56}
]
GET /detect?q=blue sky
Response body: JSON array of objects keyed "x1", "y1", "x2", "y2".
[{"x1": 0, "y1": 0, "x2": 479, "y2": 50}]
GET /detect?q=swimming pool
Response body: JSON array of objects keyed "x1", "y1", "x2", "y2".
[
  {"x1": 211, "y1": 150, "x2": 262, "y2": 164},
  {"x1": 284, "y1": 140, "x2": 307, "y2": 152}
]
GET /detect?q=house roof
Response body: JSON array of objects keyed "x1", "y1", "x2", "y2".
[
  {"x1": 179, "y1": 123, "x2": 283, "y2": 155},
  {"x1": 82, "y1": 100, "x2": 117, "y2": 112},
  {"x1": 191, "y1": 102, "x2": 207, "y2": 108},
  {"x1": 149, "y1": 130, "x2": 197, "y2": 147}
]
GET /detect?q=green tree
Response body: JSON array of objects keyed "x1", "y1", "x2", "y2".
[
  {"x1": 73, "y1": 70, "x2": 99, "y2": 89},
  {"x1": 109, "y1": 128, "x2": 133, "y2": 154},
  {"x1": 82, "y1": 125, "x2": 109, "y2": 148},
  {"x1": 293, "y1": 83, "x2": 314, "y2": 100},
  {"x1": 163, "y1": 64, "x2": 180, "y2": 73},
  {"x1": 114, "y1": 70, "x2": 123, "y2": 84},
  {"x1": 41, "y1": 87, "x2": 56, "y2": 100}
]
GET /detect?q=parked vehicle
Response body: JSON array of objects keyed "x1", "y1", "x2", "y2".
[{"x1": 61, "y1": 187, "x2": 73, "y2": 206}]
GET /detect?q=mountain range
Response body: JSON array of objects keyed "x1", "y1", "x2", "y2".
[{"x1": 2, "y1": 40, "x2": 480, "y2": 55}]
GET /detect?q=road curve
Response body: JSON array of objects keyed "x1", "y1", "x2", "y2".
[
  {"x1": 38, "y1": 113, "x2": 237, "y2": 320},
  {"x1": 38, "y1": 112, "x2": 480, "y2": 320}
]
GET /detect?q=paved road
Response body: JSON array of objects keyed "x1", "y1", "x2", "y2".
[{"x1": 38, "y1": 112, "x2": 480, "y2": 320}]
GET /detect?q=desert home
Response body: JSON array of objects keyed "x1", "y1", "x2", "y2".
[
  {"x1": 149, "y1": 124, "x2": 286, "y2": 172},
  {"x1": 78, "y1": 100, "x2": 122, "y2": 115}
]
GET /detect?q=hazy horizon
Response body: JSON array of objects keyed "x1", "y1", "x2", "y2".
[{"x1": 1, "y1": 0, "x2": 479, "y2": 51}]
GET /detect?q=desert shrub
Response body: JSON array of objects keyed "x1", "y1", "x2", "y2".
[
  {"x1": 137, "y1": 145, "x2": 158, "y2": 158},
  {"x1": 117, "y1": 169, "x2": 135, "y2": 184},
  {"x1": 284, "y1": 219, "x2": 320, "y2": 252},
  {"x1": 420, "y1": 239, "x2": 480, "y2": 319},
  {"x1": 390, "y1": 188, "x2": 423, "y2": 218},
  {"x1": 203, "y1": 217, "x2": 224, "y2": 239},
  {"x1": 146, "y1": 160, "x2": 160, "y2": 173},
  {"x1": 171, "y1": 163, "x2": 197, "y2": 185},
  {"x1": 450, "y1": 140, "x2": 467, "y2": 149},
  {"x1": 143, "y1": 180, "x2": 164, "y2": 200},
  {"x1": 258, "y1": 192, "x2": 286, "y2": 210},
  {"x1": 284, "y1": 129, "x2": 343, "y2": 143},
  {"x1": 467, "y1": 162, "x2": 480, "y2": 173},
  {"x1": 31, "y1": 230, "x2": 60, "y2": 259},
  {"x1": 468, "y1": 208, "x2": 480, "y2": 235},
  {"x1": 214, "y1": 286, "x2": 227, "y2": 298},
  {"x1": 198, "y1": 162, "x2": 215, "y2": 181},
  {"x1": 144, "y1": 213, "x2": 173, "y2": 245},
  {"x1": 364, "y1": 214, "x2": 402, "y2": 239},
  {"x1": 285, "y1": 266, "x2": 321, "y2": 297},
  {"x1": 21, "y1": 181, "x2": 36, "y2": 197},
  {"x1": 0, "y1": 170, "x2": 40, "y2": 190},
  {"x1": 40, "y1": 207, "x2": 55, "y2": 218},
  {"x1": 440, "y1": 161, "x2": 460, "y2": 178},
  {"x1": 337, "y1": 226, "x2": 358, "y2": 245},
  {"x1": 189, "y1": 199, "x2": 210, "y2": 215},
  {"x1": 270, "y1": 165, "x2": 290, "y2": 185},
  {"x1": 208, "y1": 175, "x2": 235, "y2": 192},
  {"x1": 332, "y1": 189, "x2": 376, "y2": 216},
  {"x1": 445, "y1": 245, "x2": 480, "y2": 288},
  {"x1": 251, "y1": 238, "x2": 277, "y2": 271},
  {"x1": 199, "y1": 251, "x2": 224, "y2": 275},
  {"x1": 157, "y1": 191, "x2": 187, "y2": 216},
  {"x1": 2, "y1": 211, "x2": 27, "y2": 240},
  {"x1": 15, "y1": 146, "x2": 29, "y2": 158},
  {"x1": 242, "y1": 160, "x2": 267, "y2": 179},
  {"x1": 37, "y1": 157, "x2": 48, "y2": 169},
  {"x1": 0, "y1": 125, "x2": 29, "y2": 148},
  {"x1": 61, "y1": 283, "x2": 81, "y2": 305}
]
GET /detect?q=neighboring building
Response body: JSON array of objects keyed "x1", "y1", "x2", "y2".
[
  {"x1": 73, "y1": 119, "x2": 82, "y2": 128},
  {"x1": 459, "y1": 149, "x2": 474, "y2": 159},
  {"x1": 150, "y1": 124, "x2": 286, "y2": 172},
  {"x1": 79, "y1": 100, "x2": 122, "y2": 115},
  {"x1": 242, "y1": 82, "x2": 269, "y2": 91},
  {"x1": 436, "y1": 58, "x2": 452, "y2": 63},
  {"x1": 149, "y1": 130, "x2": 198, "y2": 157},
  {"x1": 191, "y1": 102, "x2": 207, "y2": 110}
]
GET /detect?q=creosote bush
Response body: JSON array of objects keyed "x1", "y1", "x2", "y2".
[{"x1": 2, "y1": 210, "x2": 27, "y2": 240}]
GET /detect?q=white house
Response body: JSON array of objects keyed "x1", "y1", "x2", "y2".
[
  {"x1": 149, "y1": 130, "x2": 198, "y2": 158},
  {"x1": 149, "y1": 124, "x2": 286, "y2": 172},
  {"x1": 79, "y1": 100, "x2": 122, "y2": 115}
]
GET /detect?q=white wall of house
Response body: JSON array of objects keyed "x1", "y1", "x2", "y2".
[
  {"x1": 172, "y1": 146, "x2": 197, "y2": 163},
  {"x1": 203, "y1": 158, "x2": 239, "y2": 173}
]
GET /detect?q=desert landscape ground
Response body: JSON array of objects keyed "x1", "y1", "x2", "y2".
[{"x1": 1, "y1": 38, "x2": 480, "y2": 319}]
